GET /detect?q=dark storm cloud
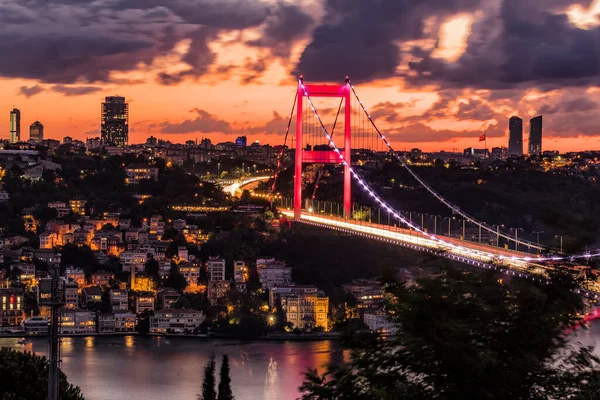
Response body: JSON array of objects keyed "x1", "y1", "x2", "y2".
[
  {"x1": 247, "y1": 4, "x2": 315, "y2": 58},
  {"x1": 0, "y1": 0, "x2": 308, "y2": 84},
  {"x1": 294, "y1": 0, "x2": 481, "y2": 82},
  {"x1": 407, "y1": 0, "x2": 600, "y2": 89},
  {"x1": 18, "y1": 85, "x2": 45, "y2": 97},
  {"x1": 50, "y1": 85, "x2": 103, "y2": 96},
  {"x1": 561, "y1": 97, "x2": 599, "y2": 112}
]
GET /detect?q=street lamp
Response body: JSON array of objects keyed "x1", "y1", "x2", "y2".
[{"x1": 217, "y1": 162, "x2": 221, "y2": 178}]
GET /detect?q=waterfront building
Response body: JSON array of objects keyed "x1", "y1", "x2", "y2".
[
  {"x1": 280, "y1": 292, "x2": 329, "y2": 331},
  {"x1": 150, "y1": 308, "x2": 205, "y2": 334},
  {"x1": 0, "y1": 288, "x2": 25, "y2": 328},
  {"x1": 268, "y1": 285, "x2": 320, "y2": 308},
  {"x1": 114, "y1": 311, "x2": 136, "y2": 333},
  {"x1": 97, "y1": 313, "x2": 116, "y2": 334},
  {"x1": 101, "y1": 96, "x2": 129, "y2": 147},
  {"x1": 110, "y1": 289, "x2": 129, "y2": 311},
  {"x1": 60, "y1": 309, "x2": 96, "y2": 334},
  {"x1": 135, "y1": 293, "x2": 155, "y2": 314},
  {"x1": 23, "y1": 316, "x2": 49, "y2": 334},
  {"x1": 363, "y1": 311, "x2": 400, "y2": 334}
]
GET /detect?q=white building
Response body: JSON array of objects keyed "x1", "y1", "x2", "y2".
[
  {"x1": 150, "y1": 309, "x2": 205, "y2": 334},
  {"x1": 64, "y1": 280, "x2": 79, "y2": 309},
  {"x1": 177, "y1": 247, "x2": 188, "y2": 262},
  {"x1": 23, "y1": 316, "x2": 49, "y2": 334},
  {"x1": 207, "y1": 257, "x2": 226, "y2": 281},
  {"x1": 120, "y1": 250, "x2": 147, "y2": 272},
  {"x1": 135, "y1": 294, "x2": 155, "y2": 314},
  {"x1": 179, "y1": 264, "x2": 201, "y2": 285},
  {"x1": 363, "y1": 311, "x2": 400, "y2": 335},
  {"x1": 60, "y1": 309, "x2": 96, "y2": 334},
  {"x1": 257, "y1": 260, "x2": 292, "y2": 289},
  {"x1": 125, "y1": 166, "x2": 159, "y2": 185},
  {"x1": 114, "y1": 311, "x2": 136, "y2": 333},
  {"x1": 110, "y1": 289, "x2": 129, "y2": 311}
]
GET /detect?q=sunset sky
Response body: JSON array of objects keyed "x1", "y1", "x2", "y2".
[{"x1": 3, "y1": 0, "x2": 600, "y2": 151}]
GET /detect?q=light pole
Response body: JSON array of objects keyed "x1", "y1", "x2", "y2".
[
  {"x1": 555, "y1": 235, "x2": 566, "y2": 253},
  {"x1": 217, "y1": 162, "x2": 221, "y2": 178},
  {"x1": 460, "y1": 219, "x2": 467, "y2": 240},
  {"x1": 533, "y1": 231, "x2": 544, "y2": 246},
  {"x1": 510, "y1": 228, "x2": 523, "y2": 251},
  {"x1": 433, "y1": 215, "x2": 441, "y2": 235},
  {"x1": 492, "y1": 225, "x2": 503, "y2": 247}
]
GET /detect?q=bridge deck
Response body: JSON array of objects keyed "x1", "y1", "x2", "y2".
[{"x1": 282, "y1": 211, "x2": 552, "y2": 276}]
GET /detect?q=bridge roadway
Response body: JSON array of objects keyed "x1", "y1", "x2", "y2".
[
  {"x1": 221, "y1": 176, "x2": 273, "y2": 197},
  {"x1": 281, "y1": 210, "x2": 551, "y2": 278}
]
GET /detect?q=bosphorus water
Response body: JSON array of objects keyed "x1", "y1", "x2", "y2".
[
  {"x1": 1, "y1": 321, "x2": 599, "y2": 400},
  {"x1": 0, "y1": 336, "x2": 345, "y2": 400}
]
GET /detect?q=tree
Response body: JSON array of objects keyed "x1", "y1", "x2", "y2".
[
  {"x1": 0, "y1": 348, "x2": 85, "y2": 400},
  {"x1": 199, "y1": 354, "x2": 217, "y2": 400},
  {"x1": 217, "y1": 354, "x2": 234, "y2": 400},
  {"x1": 299, "y1": 269, "x2": 600, "y2": 399},
  {"x1": 165, "y1": 265, "x2": 187, "y2": 291}
]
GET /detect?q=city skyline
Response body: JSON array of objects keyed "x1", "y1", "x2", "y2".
[{"x1": 2, "y1": 1, "x2": 600, "y2": 151}]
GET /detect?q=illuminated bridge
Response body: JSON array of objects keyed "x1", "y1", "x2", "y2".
[{"x1": 263, "y1": 77, "x2": 600, "y2": 301}]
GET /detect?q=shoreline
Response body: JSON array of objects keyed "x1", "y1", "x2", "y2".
[{"x1": 0, "y1": 331, "x2": 342, "y2": 341}]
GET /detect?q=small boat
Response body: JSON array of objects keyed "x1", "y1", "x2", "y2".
[{"x1": 17, "y1": 338, "x2": 28, "y2": 345}]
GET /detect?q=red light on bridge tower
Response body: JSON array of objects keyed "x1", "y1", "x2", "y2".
[{"x1": 294, "y1": 77, "x2": 352, "y2": 220}]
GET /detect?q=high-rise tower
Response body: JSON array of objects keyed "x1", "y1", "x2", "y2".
[
  {"x1": 508, "y1": 116, "x2": 523, "y2": 156},
  {"x1": 10, "y1": 108, "x2": 20, "y2": 144},
  {"x1": 529, "y1": 115, "x2": 542, "y2": 156},
  {"x1": 101, "y1": 96, "x2": 129, "y2": 147},
  {"x1": 29, "y1": 121, "x2": 44, "y2": 143}
]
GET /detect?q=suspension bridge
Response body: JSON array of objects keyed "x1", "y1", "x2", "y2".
[{"x1": 262, "y1": 77, "x2": 600, "y2": 301}]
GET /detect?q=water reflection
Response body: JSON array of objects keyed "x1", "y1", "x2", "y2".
[{"x1": 2, "y1": 323, "x2": 598, "y2": 400}]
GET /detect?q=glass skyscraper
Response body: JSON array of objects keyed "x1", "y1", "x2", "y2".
[
  {"x1": 529, "y1": 116, "x2": 542, "y2": 156},
  {"x1": 508, "y1": 116, "x2": 523, "y2": 156},
  {"x1": 10, "y1": 108, "x2": 20, "y2": 144},
  {"x1": 101, "y1": 96, "x2": 129, "y2": 147}
]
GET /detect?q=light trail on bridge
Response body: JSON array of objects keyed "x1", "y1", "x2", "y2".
[{"x1": 221, "y1": 176, "x2": 273, "y2": 197}]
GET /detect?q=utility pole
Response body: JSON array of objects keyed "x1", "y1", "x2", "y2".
[
  {"x1": 47, "y1": 266, "x2": 63, "y2": 400},
  {"x1": 533, "y1": 231, "x2": 544, "y2": 246}
]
